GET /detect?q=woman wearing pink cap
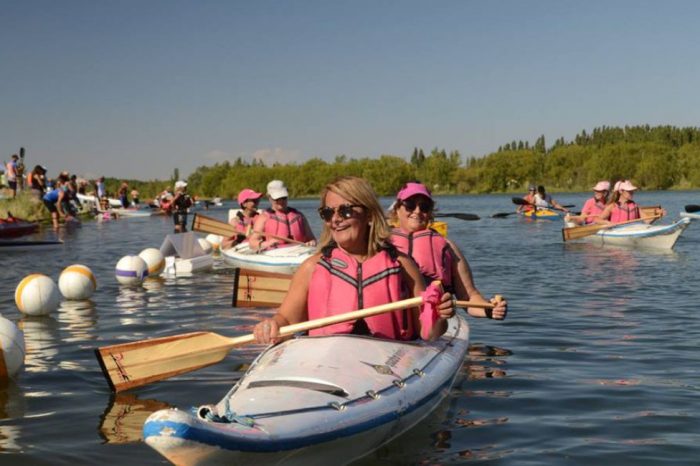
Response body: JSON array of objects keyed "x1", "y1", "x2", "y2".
[
  {"x1": 599, "y1": 180, "x2": 642, "y2": 223},
  {"x1": 221, "y1": 188, "x2": 263, "y2": 250},
  {"x1": 389, "y1": 181, "x2": 507, "y2": 321},
  {"x1": 565, "y1": 181, "x2": 610, "y2": 225},
  {"x1": 253, "y1": 176, "x2": 455, "y2": 344}
]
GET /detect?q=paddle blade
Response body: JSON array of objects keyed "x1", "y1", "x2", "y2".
[
  {"x1": 95, "y1": 331, "x2": 246, "y2": 392},
  {"x1": 233, "y1": 268, "x2": 291, "y2": 308},
  {"x1": 192, "y1": 213, "x2": 235, "y2": 237},
  {"x1": 434, "y1": 213, "x2": 480, "y2": 221},
  {"x1": 685, "y1": 204, "x2": 700, "y2": 213},
  {"x1": 491, "y1": 212, "x2": 515, "y2": 218},
  {"x1": 511, "y1": 197, "x2": 529, "y2": 206}
]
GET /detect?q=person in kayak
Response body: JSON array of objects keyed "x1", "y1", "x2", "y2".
[
  {"x1": 221, "y1": 188, "x2": 263, "y2": 250},
  {"x1": 565, "y1": 180, "x2": 610, "y2": 225},
  {"x1": 253, "y1": 176, "x2": 454, "y2": 344},
  {"x1": 534, "y1": 185, "x2": 569, "y2": 212},
  {"x1": 599, "y1": 179, "x2": 666, "y2": 223},
  {"x1": 516, "y1": 184, "x2": 537, "y2": 214},
  {"x1": 389, "y1": 181, "x2": 507, "y2": 321},
  {"x1": 249, "y1": 180, "x2": 316, "y2": 251}
]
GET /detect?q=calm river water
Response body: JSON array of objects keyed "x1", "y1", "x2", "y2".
[{"x1": 1, "y1": 191, "x2": 699, "y2": 465}]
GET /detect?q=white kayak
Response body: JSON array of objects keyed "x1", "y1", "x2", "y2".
[
  {"x1": 680, "y1": 211, "x2": 700, "y2": 220},
  {"x1": 221, "y1": 243, "x2": 316, "y2": 274},
  {"x1": 111, "y1": 208, "x2": 152, "y2": 218},
  {"x1": 565, "y1": 217, "x2": 690, "y2": 249},
  {"x1": 144, "y1": 312, "x2": 469, "y2": 465},
  {"x1": 76, "y1": 193, "x2": 122, "y2": 208}
]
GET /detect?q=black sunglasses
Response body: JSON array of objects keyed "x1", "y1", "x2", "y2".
[
  {"x1": 401, "y1": 198, "x2": 433, "y2": 213},
  {"x1": 318, "y1": 204, "x2": 362, "y2": 222}
]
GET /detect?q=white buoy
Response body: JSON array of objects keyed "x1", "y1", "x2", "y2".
[
  {"x1": 0, "y1": 316, "x2": 25, "y2": 378},
  {"x1": 138, "y1": 248, "x2": 165, "y2": 275},
  {"x1": 205, "y1": 234, "x2": 223, "y2": 251},
  {"x1": 15, "y1": 274, "x2": 61, "y2": 316},
  {"x1": 58, "y1": 264, "x2": 97, "y2": 300},
  {"x1": 115, "y1": 255, "x2": 148, "y2": 285},
  {"x1": 197, "y1": 237, "x2": 213, "y2": 255}
]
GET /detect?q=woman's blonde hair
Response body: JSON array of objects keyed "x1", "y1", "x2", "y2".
[{"x1": 318, "y1": 176, "x2": 390, "y2": 256}]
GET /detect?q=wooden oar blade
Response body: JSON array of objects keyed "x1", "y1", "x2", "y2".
[
  {"x1": 232, "y1": 268, "x2": 291, "y2": 308},
  {"x1": 684, "y1": 204, "x2": 700, "y2": 213},
  {"x1": 95, "y1": 331, "x2": 242, "y2": 392},
  {"x1": 192, "y1": 213, "x2": 235, "y2": 237}
]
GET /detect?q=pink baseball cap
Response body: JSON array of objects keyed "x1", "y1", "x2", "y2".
[
  {"x1": 614, "y1": 180, "x2": 638, "y2": 192},
  {"x1": 237, "y1": 188, "x2": 263, "y2": 205},
  {"x1": 592, "y1": 181, "x2": 610, "y2": 191},
  {"x1": 397, "y1": 182, "x2": 432, "y2": 201}
]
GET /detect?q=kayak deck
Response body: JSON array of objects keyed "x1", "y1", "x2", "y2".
[{"x1": 144, "y1": 313, "x2": 469, "y2": 465}]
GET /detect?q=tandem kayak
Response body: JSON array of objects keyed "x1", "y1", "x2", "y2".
[
  {"x1": 144, "y1": 312, "x2": 469, "y2": 465},
  {"x1": 565, "y1": 217, "x2": 690, "y2": 249},
  {"x1": 221, "y1": 243, "x2": 316, "y2": 274},
  {"x1": 520, "y1": 208, "x2": 560, "y2": 220}
]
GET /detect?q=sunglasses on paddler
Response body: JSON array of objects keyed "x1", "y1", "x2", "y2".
[
  {"x1": 400, "y1": 198, "x2": 433, "y2": 213},
  {"x1": 318, "y1": 204, "x2": 363, "y2": 221}
]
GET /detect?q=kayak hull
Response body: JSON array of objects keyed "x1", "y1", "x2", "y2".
[
  {"x1": 565, "y1": 217, "x2": 690, "y2": 249},
  {"x1": 221, "y1": 243, "x2": 315, "y2": 274},
  {"x1": 144, "y1": 314, "x2": 469, "y2": 465},
  {"x1": 520, "y1": 209, "x2": 560, "y2": 220},
  {"x1": 0, "y1": 240, "x2": 63, "y2": 252}
]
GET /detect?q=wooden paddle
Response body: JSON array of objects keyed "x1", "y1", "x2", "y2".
[
  {"x1": 434, "y1": 213, "x2": 480, "y2": 221},
  {"x1": 192, "y1": 213, "x2": 306, "y2": 245},
  {"x1": 232, "y1": 268, "x2": 293, "y2": 308},
  {"x1": 562, "y1": 214, "x2": 662, "y2": 241},
  {"x1": 96, "y1": 294, "x2": 496, "y2": 392}
]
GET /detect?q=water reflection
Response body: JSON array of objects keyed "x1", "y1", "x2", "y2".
[
  {"x1": 57, "y1": 299, "x2": 97, "y2": 344},
  {"x1": 17, "y1": 316, "x2": 59, "y2": 373},
  {"x1": 0, "y1": 379, "x2": 26, "y2": 420},
  {"x1": 98, "y1": 393, "x2": 170, "y2": 444}
]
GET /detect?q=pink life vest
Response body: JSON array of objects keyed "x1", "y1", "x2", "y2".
[
  {"x1": 307, "y1": 244, "x2": 415, "y2": 340},
  {"x1": 610, "y1": 201, "x2": 640, "y2": 223},
  {"x1": 581, "y1": 197, "x2": 606, "y2": 224},
  {"x1": 391, "y1": 228, "x2": 454, "y2": 291},
  {"x1": 233, "y1": 210, "x2": 258, "y2": 235},
  {"x1": 262, "y1": 207, "x2": 306, "y2": 244}
]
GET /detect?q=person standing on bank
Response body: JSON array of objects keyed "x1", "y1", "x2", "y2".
[
  {"x1": 5, "y1": 154, "x2": 18, "y2": 198},
  {"x1": 172, "y1": 180, "x2": 193, "y2": 233},
  {"x1": 249, "y1": 180, "x2": 316, "y2": 251}
]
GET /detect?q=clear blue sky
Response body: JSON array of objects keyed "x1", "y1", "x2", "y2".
[{"x1": 3, "y1": 1, "x2": 700, "y2": 181}]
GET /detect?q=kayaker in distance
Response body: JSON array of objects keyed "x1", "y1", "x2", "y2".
[
  {"x1": 221, "y1": 188, "x2": 263, "y2": 250},
  {"x1": 535, "y1": 185, "x2": 569, "y2": 212},
  {"x1": 516, "y1": 184, "x2": 537, "y2": 214},
  {"x1": 118, "y1": 181, "x2": 130, "y2": 208},
  {"x1": 249, "y1": 179, "x2": 316, "y2": 251},
  {"x1": 389, "y1": 181, "x2": 507, "y2": 320},
  {"x1": 565, "y1": 180, "x2": 610, "y2": 225},
  {"x1": 599, "y1": 179, "x2": 666, "y2": 223},
  {"x1": 172, "y1": 180, "x2": 193, "y2": 233},
  {"x1": 253, "y1": 176, "x2": 455, "y2": 344}
]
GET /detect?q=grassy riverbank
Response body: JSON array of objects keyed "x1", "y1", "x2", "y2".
[{"x1": 0, "y1": 191, "x2": 50, "y2": 222}]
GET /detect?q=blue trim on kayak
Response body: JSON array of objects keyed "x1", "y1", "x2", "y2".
[
  {"x1": 143, "y1": 374, "x2": 454, "y2": 452},
  {"x1": 222, "y1": 254, "x2": 307, "y2": 268},
  {"x1": 600, "y1": 218, "x2": 689, "y2": 238}
]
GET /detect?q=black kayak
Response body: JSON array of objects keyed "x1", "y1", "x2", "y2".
[{"x1": 0, "y1": 240, "x2": 64, "y2": 252}]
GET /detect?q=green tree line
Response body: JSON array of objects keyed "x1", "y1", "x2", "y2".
[{"x1": 125, "y1": 125, "x2": 700, "y2": 199}]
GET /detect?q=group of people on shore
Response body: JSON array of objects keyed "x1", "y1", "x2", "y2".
[{"x1": 216, "y1": 176, "x2": 507, "y2": 345}]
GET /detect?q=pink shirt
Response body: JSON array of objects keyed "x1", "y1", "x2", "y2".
[{"x1": 581, "y1": 197, "x2": 606, "y2": 224}]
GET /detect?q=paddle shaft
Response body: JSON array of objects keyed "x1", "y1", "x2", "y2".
[{"x1": 562, "y1": 214, "x2": 661, "y2": 241}]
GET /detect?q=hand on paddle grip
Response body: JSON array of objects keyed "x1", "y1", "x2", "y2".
[
  {"x1": 420, "y1": 281, "x2": 453, "y2": 340},
  {"x1": 254, "y1": 318, "x2": 280, "y2": 345},
  {"x1": 486, "y1": 295, "x2": 506, "y2": 320}
]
